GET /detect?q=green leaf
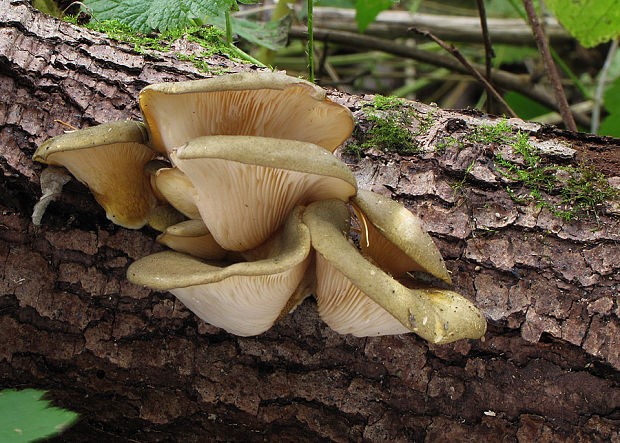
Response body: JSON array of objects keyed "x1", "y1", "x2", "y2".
[
  {"x1": 504, "y1": 91, "x2": 551, "y2": 120},
  {"x1": 0, "y1": 389, "x2": 78, "y2": 443},
  {"x1": 84, "y1": 0, "x2": 236, "y2": 32},
  {"x1": 206, "y1": 14, "x2": 291, "y2": 51},
  {"x1": 600, "y1": 76, "x2": 620, "y2": 137},
  {"x1": 545, "y1": 0, "x2": 620, "y2": 47},
  {"x1": 355, "y1": 0, "x2": 395, "y2": 33}
]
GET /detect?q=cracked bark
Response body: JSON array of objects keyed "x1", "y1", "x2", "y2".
[{"x1": 1, "y1": 1, "x2": 620, "y2": 441}]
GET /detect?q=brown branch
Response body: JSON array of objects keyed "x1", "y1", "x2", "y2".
[
  {"x1": 476, "y1": 0, "x2": 495, "y2": 81},
  {"x1": 288, "y1": 26, "x2": 591, "y2": 127},
  {"x1": 409, "y1": 27, "x2": 517, "y2": 118},
  {"x1": 522, "y1": 0, "x2": 577, "y2": 131}
]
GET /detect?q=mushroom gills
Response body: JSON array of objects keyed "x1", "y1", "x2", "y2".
[
  {"x1": 171, "y1": 135, "x2": 356, "y2": 251},
  {"x1": 33, "y1": 121, "x2": 157, "y2": 229},
  {"x1": 127, "y1": 207, "x2": 312, "y2": 336},
  {"x1": 140, "y1": 71, "x2": 354, "y2": 154}
]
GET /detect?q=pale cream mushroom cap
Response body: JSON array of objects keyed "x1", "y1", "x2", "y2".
[
  {"x1": 33, "y1": 121, "x2": 157, "y2": 229},
  {"x1": 140, "y1": 71, "x2": 354, "y2": 154},
  {"x1": 171, "y1": 135, "x2": 357, "y2": 251},
  {"x1": 127, "y1": 207, "x2": 311, "y2": 336},
  {"x1": 156, "y1": 219, "x2": 227, "y2": 260},
  {"x1": 351, "y1": 190, "x2": 452, "y2": 283},
  {"x1": 153, "y1": 167, "x2": 201, "y2": 219},
  {"x1": 304, "y1": 199, "x2": 486, "y2": 342}
]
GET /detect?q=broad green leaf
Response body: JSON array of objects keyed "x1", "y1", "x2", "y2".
[
  {"x1": 355, "y1": 0, "x2": 395, "y2": 33},
  {"x1": 206, "y1": 14, "x2": 291, "y2": 51},
  {"x1": 546, "y1": 0, "x2": 620, "y2": 47},
  {"x1": 504, "y1": 91, "x2": 551, "y2": 120},
  {"x1": 0, "y1": 389, "x2": 78, "y2": 443},
  {"x1": 600, "y1": 76, "x2": 620, "y2": 137},
  {"x1": 84, "y1": 0, "x2": 236, "y2": 33}
]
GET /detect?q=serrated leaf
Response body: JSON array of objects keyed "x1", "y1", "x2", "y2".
[
  {"x1": 0, "y1": 389, "x2": 78, "y2": 443},
  {"x1": 84, "y1": 0, "x2": 236, "y2": 33},
  {"x1": 546, "y1": 0, "x2": 620, "y2": 47},
  {"x1": 355, "y1": 0, "x2": 396, "y2": 33},
  {"x1": 206, "y1": 14, "x2": 291, "y2": 51},
  {"x1": 600, "y1": 76, "x2": 620, "y2": 137}
]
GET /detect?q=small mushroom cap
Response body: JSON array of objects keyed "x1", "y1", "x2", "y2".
[
  {"x1": 33, "y1": 121, "x2": 157, "y2": 229},
  {"x1": 304, "y1": 199, "x2": 486, "y2": 342},
  {"x1": 127, "y1": 207, "x2": 311, "y2": 336},
  {"x1": 352, "y1": 190, "x2": 451, "y2": 283},
  {"x1": 171, "y1": 135, "x2": 357, "y2": 251},
  {"x1": 140, "y1": 71, "x2": 354, "y2": 154},
  {"x1": 153, "y1": 167, "x2": 201, "y2": 219},
  {"x1": 156, "y1": 219, "x2": 227, "y2": 260}
]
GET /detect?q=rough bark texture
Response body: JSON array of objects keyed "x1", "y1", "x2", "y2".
[{"x1": 1, "y1": 1, "x2": 620, "y2": 441}]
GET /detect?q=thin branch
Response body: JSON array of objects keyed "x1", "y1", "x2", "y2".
[
  {"x1": 591, "y1": 38, "x2": 619, "y2": 133},
  {"x1": 476, "y1": 0, "x2": 494, "y2": 81},
  {"x1": 288, "y1": 26, "x2": 592, "y2": 127},
  {"x1": 410, "y1": 27, "x2": 517, "y2": 118},
  {"x1": 522, "y1": 0, "x2": 577, "y2": 131}
]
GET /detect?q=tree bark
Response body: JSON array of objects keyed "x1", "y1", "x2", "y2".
[{"x1": 1, "y1": 1, "x2": 619, "y2": 441}]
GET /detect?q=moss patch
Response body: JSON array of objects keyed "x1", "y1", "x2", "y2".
[
  {"x1": 446, "y1": 119, "x2": 619, "y2": 220},
  {"x1": 64, "y1": 17, "x2": 237, "y2": 72},
  {"x1": 344, "y1": 95, "x2": 434, "y2": 157}
]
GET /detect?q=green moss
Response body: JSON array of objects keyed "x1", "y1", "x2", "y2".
[
  {"x1": 445, "y1": 118, "x2": 619, "y2": 220},
  {"x1": 63, "y1": 17, "x2": 238, "y2": 71},
  {"x1": 344, "y1": 95, "x2": 435, "y2": 156}
]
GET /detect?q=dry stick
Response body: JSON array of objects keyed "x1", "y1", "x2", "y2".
[
  {"x1": 409, "y1": 27, "x2": 517, "y2": 118},
  {"x1": 476, "y1": 0, "x2": 495, "y2": 113},
  {"x1": 288, "y1": 26, "x2": 591, "y2": 127},
  {"x1": 522, "y1": 0, "x2": 577, "y2": 131},
  {"x1": 476, "y1": 0, "x2": 494, "y2": 81}
]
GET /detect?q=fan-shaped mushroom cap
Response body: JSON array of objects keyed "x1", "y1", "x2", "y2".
[
  {"x1": 33, "y1": 121, "x2": 156, "y2": 229},
  {"x1": 140, "y1": 71, "x2": 354, "y2": 154},
  {"x1": 127, "y1": 207, "x2": 311, "y2": 336},
  {"x1": 171, "y1": 135, "x2": 357, "y2": 251},
  {"x1": 156, "y1": 219, "x2": 227, "y2": 260},
  {"x1": 153, "y1": 167, "x2": 201, "y2": 219},
  {"x1": 351, "y1": 190, "x2": 452, "y2": 283},
  {"x1": 304, "y1": 199, "x2": 486, "y2": 342}
]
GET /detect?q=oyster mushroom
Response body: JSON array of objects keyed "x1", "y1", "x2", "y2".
[
  {"x1": 152, "y1": 167, "x2": 201, "y2": 220},
  {"x1": 171, "y1": 135, "x2": 357, "y2": 251},
  {"x1": 351, "y1": 190, "x2": 452, "y2": 283},
  {"x1": 33, "y1": 121, "x2": 157, "y2": 229},
  {"x1": 127, "y1": 207, "x2": 311, "y2": 336},
  {"x1": 140, "y1": 71, "x2": 354, "y2": 154},
  {"x1": 303, "y1": 199, "x2": 486, "y2": 342}
]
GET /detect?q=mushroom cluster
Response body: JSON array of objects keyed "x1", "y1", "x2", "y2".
[{"x1": 34, "y1": 72, "x2": 486, "y2": 343}]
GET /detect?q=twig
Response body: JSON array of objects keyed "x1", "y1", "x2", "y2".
[
  {"x1": 591, "y1": 38, "x2": 619, "y2": 133},
  {"x1": 409, "y1": 27, "x2": 517, "y2": 118},
  {"x1": 288, "y1": 26, "x2": 592, "y2": 127},
  {"x1": 522, "y1": 0, "x2": 577, "y2": 131},
  {"x1": 476, "y1": 0, "x2": 494, "y2": 81},
  {"x1": 307, "y1": 0, "x2": 314, "y2": 82}
]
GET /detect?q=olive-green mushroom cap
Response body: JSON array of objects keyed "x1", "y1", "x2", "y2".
[
  {"x1": 171, "y1": 135, "x2": 357, "y2": 251},
  {"x1": 352, "y1": 190, "x2": 452, "y2": 283},
  {"x1": 304, "y1": 199, "x2": 486, "y2": 343},
  {"x1": 127, "y1": 207, "x2": 312, "y2": 336},
  {"x1": 140, "y1": 71, "x2": 354, "y2": 154},
  {"x1": 33, "y1": 121, "x2": 157, "y2": 229}
]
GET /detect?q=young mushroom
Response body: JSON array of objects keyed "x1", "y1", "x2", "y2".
[
  {"x1": 127, "y1": 207, "x2": 312, "y2": 336},
  {"x1": 33, "y1": 121, "x2": 157, "y2": 229},
  {"x1": 170, "y1": 135, "x2": 357, "y2": 251},
  {"x1": 303, "y1": 199, "x2": 487, "y2": 342},
  {"x1": 139, "y1": 71, "x2": 354, "y2": 154},
  {"x1": 156, "y1": 219, "x2": 227, "y2": 260}
]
